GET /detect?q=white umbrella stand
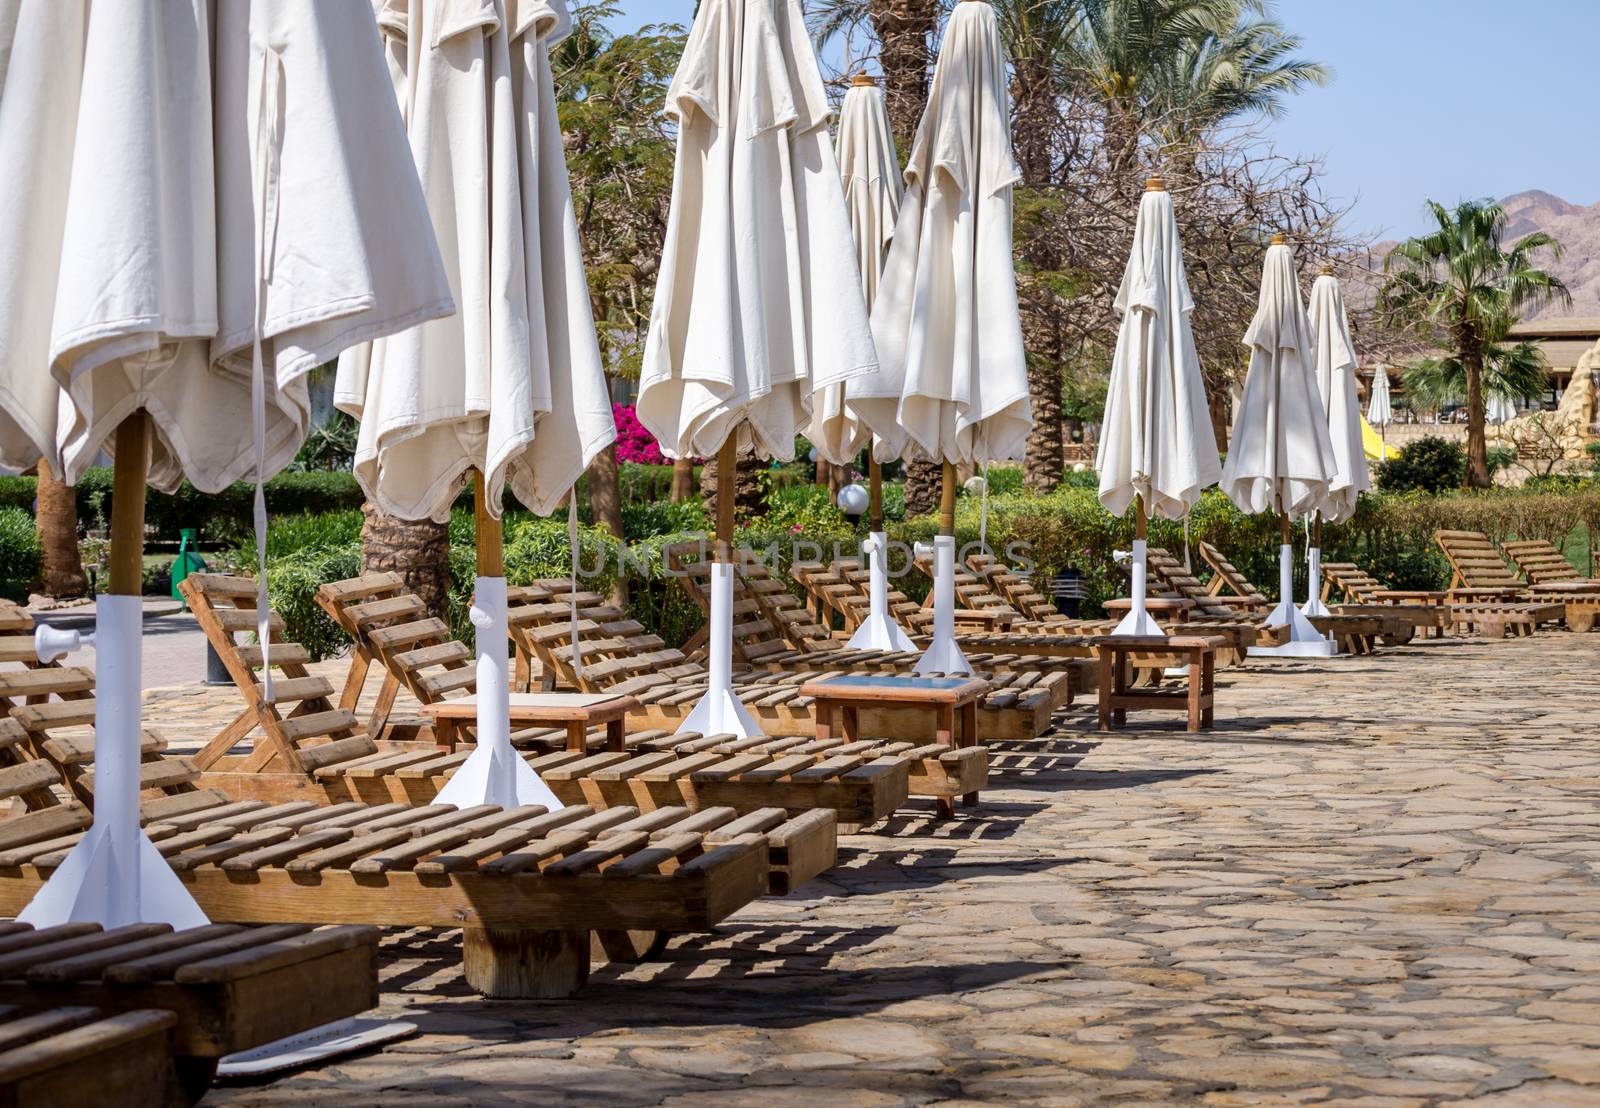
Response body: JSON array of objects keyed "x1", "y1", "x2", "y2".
[
  {"x1": 849, "y1": 451, "x2": 916, "y2": 651},
  {"x1": 679, "y1": 440, "x2": 763, "y2": 737},
  {"x1": 915, "y1": 462, "x2": 974, "y2": 675},
  {"x1": 1259, "y1": 510, "x2": 1334, "y2": 655},
  {"x1": 20, "y1": 413, "x2": 207, "y2": 929},
  {"x1": 1301, "y1": 515, "x2": 1331, "y2": 618},
  {"x1": 433, "y1": 472, "x2": 564, "y2": 810},
  {"x1": 1096, "y1": 178, "x2": 1221, "y2": 636}
]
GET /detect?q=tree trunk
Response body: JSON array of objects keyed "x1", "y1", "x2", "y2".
[
  {"x1": 1464, "y1": 343, "x2": 1490, "y2": 488},
  {"x1": 870, "y1": 0, "x2": 936, "y2": 139},
  {"x1": 670, "y1": 458, "x2": 695, "y2": 502},
  {"x1": 586, "y1": 442, "x2": 627, "y2": 604},
  {"x1": 1208, "y1": 382, "x2": 1231, "y2": 452},
  {"x1": 700, "y1": 447, "x2": 764, "y2": 524},
  {"x1": 35, "y1": 460, "x2": 88, "y2": 597},
  {"x1": 904, "y1": 457, "x2": 942, "y2": 518},
  {"x1": 361, "y1": 503, "x2": 451, "y2": 619},
  {"x1": 1024, "y1": 358, "x2": 1063, "y2": 492}
]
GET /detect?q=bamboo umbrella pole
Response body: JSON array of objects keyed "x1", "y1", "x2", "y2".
[
  {"x1": 939, "y1": 461, "x2": 956, "y2": 535},
  {"x1": 715, "y1": 438, "x2": 737, "y2": 562},
  {"x1": 475, "y1": 470, "x2": 504, "y2": 577},
  {"x1": 868, "y1": 455, "x2": 883, "y2": 532},
  {"x1": 108, "y1": 413, "x2": 150, "y2": 596}
]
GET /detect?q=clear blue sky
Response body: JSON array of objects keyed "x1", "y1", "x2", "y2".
[{"x1": 601, "y1": 0, "x2": 1600, "y2": 239}]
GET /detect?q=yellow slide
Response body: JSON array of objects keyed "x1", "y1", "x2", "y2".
[{"x1": 1361, "y1": 416, "x2": 1398, "y2": 461}]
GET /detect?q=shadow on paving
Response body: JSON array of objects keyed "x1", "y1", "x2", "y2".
[
  {"x1": 378, "y1": 926, "x2": 1058, "y2": 1037},
  {"x1": 863, "y1": 797, "x2": 1048, "y2": 840},
  {"x1": 826, "y1": 845, "x2": 1082, "y2": 895}
]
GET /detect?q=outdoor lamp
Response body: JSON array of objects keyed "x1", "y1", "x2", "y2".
[{"x1": 837, "y1": 482, "x2": 869, "y2": 523}]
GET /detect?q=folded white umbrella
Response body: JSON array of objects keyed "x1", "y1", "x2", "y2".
[
  {"x1": 336, "y1": 0, "x2": 615, "y2": 806},
  {"x1": 1301, "y1": 267, "x2": 1370, "y2": 618},
  {"x1": 810, "y1": 76, "x2": 913, "y2": 652},
  {"x1": 638, "y1": 0, "x2": 876, "y2": 736},
  {"x1": 3, "y1": 0, "x2": 451, "y2": 930},
  {"x1": 1487, "y1": 391, "x2": 1517, "y2": 424},
  {"x1": 1222, "y1": 236, "x2": 1338, "y2": 656},
  {"x1": 1366, "y1": 364, "x2": 1393, "y2": 428},
  {"x1": 1095, "y1": 180, "x2": 1220, "y2": 636},
  {"x1": 849, "y1": 0, "x2": 1029, "y2": 675}
]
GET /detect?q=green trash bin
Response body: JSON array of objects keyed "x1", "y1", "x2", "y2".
[{"x1": 170, "y1": 528, "x2": 208, "y2": 602}]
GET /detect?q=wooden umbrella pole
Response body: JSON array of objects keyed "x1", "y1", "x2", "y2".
[
  {"x1": 109, "y1": 412, "x2": 150, "y2": 596},
  {"x1": 1134, "y1": 493, "x2": 1148, "y2": 542},
  {"x1": 868, "y1": 454, "x2": 884, "y2": 532},
  {"x1": 1280, "y1": 510, "x2": 1291, "y2": 545},
  {"x1": 715, "y1": 438, "x2": 737, "y2": 562},
  {"x1": 939, "y1": 461, "x2": 956, "y2": 537},
  {"x1": 1314, "y1": 516, "x2": 1323, "y2": 548},
  {"x1": 475, "y1": 469, "x2": 504, "y2": 577}
]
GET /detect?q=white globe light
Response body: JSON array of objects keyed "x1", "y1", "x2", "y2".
[
  {"x1": 1072, "y1": 462, "x2": 1089, "y2": 473},
  {"x1": 963, "y1": 475, "x2": 987, "y2": 495},
  {"x1": 837, "y1": 482, "x2": 869, "y2": 515},
  {"x1": 808, "y1": 446, "x2": 819, "y2": 463}
]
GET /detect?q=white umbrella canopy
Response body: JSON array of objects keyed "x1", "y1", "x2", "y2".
[
  {"x1": 1306, "y1": 271, "x2": 1369, "y2": 524},
  {"x1": 336, "y1": 0, "x2": 616, "y2": 808},
  {"x1": 637, "y1": 0, "x2": 876, "y2": 465},
  {"x1": 849, "y1": 0, "x2": 1029, "y2": 675},
  {"x1": 336, "y1": 0, "x2": 614, "y2": 525},
  {"x1": 638, "y1": 0, "x2": 876, "y2": 736},
  {"x1": 1095, "y1": 180, "x2": 1220, "y2": 635},
  {"x1": 2, "y1": 0, "x2": 451, "y2": 929},
  {"x1": 1221, "y1": 240, "x2": 1338, "y2": 520},
  {"x1": 1366, "y1": 365, "x2": 1393, "y2": 426},
  {"x1": 809, "y1": 77, "x2": 902, "y2": 464},
  {"x1": 851, "y1": 0, "x2": 1030, "y2": 468},
  {"x1": 1487, "y1": 390, "x2": 1517, "y2": 424},
  {"x1": 812, "y1": 76, "x2": 915, "y2": 653},
  {"x1": 1222, "y1": 238, "x2": 1338, "y2": 655}
]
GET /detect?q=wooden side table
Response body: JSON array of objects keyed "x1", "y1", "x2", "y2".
[
  {"x1": 1100, "y1": 597, "x2": 1197, "y2": 622},
  {"x1": 1096, "y1": 635, "x2": 1224, "y2": 732},
  {"x1": 424, "y1": 693, "x2": 640, "y2": 753},
  {"x1": 799, "y1": 675, "x2": 991, "y2": 818}
]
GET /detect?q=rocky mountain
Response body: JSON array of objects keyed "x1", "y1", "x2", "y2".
[{"x1": 1494, "y1": 191, "x2": 1600, "y2": 320}]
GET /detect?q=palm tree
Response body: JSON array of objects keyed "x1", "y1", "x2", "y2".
[
  {"x1": 1400, "y1": 339, "x2": 1548, "y2": 415},
  {"x1": 1380, "y1": 199, "x2": 1569, "y2": 487},
  {"x1": 35, "y1": 461, "x2": 88, "y2": 598},
  {"x1": 1147, "y1": 10, "x2": 1327, "y2": 138}
]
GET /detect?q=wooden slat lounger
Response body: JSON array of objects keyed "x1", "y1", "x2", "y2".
[
  {"x1": 1500, "y1": 538, "x2": 1600, "y2": 587},
  {"x1": 503, "y1": 589, "x2": 1063, "y2": 741},
  {"x1": 0, "y1": 798, "x2": 834, "y2": 998},
  {"x1": 1431, "y1": 531, "x2": 1569, "y2": 634},
  {"x1": 663, "y1": 541, "x2": 1092, "y2": 694},
  {"x1": 1315, "y1": 562, "x2": 1450, "y2": 638},
  {"x1": 0, "y1": 1003, "x2": 180, "y2": 1107},
  {"x1": 1192, "y1": 540, "x2": 1412, "y2": 652},
  {"x1": 0, "y1": 922, "x2": 379, "y2": 1104},
  {"x1": 182, "y1": 574, "x2": 909, "y2": 823}
]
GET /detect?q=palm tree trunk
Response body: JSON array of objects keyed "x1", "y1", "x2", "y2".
[
  {"x1": 670, "y1": 459, "x2": 695, "y2": 501},
  {"x1": 586, "y1": 442, "x2": 628, "y2": 604},
  {"x1": 700, "y1": 447, "x2": 764, "y2": 524},
  {"x1": 1464, "y1": 343, "x2": 1491, "y2": 488},
  {"x1": 1024, "y1": 358, "x2": 1063, "y2": 491},
  {"x1": 904, "y1": 457, "x2": 942, "y2": 518},
  {"x1": 870, "y1": 0, "x2": 936, "y2": 138},
  {"x1": 361, "y1": 503, "x2": 451, "y2": 619},
  {"x1": 36, "y1": 460, "x2": 88, "y2": 597}
]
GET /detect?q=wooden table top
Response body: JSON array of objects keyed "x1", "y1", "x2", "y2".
[
  {"x1": 423, "y1": 692, "x2": 640, "y2": 723},
  {"x1": 798, "y1": 674, "x2": 992, "y2": 704},
  {"x1": 1093, "y1": 634, "x2": 1228, "y2": 650},
  {"x1": 1101, "y1": 597, "x2": 1196, "y2": 613}
]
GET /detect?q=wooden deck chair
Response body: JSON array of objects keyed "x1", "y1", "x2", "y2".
[
  {"x1": 0, "y1": 922, "x2": 380, "y2": 1103},
  {"x1": 0, "y1": 797, "x2": 837, "y2": 998},
  {"x1": 183, "y1": 575, "x2": 912, "y2": 822},
  {"x1": 1135, "y1": 549, "x2": 1284, "y2": 655},
  {"x1": 1431, "y1": 531, "x2": 1569, "y2": 636},
  {"x1": 505, "y1": 593, "x2": 1064, "y2": 741},
  {"x1": 1193, "y1": 542, "x2": 1274, "y2": 612},
  {"x1": 910, "y1": 552, "x2": 1019, "y2": 625},
  {"x1": 1313, "y1": 563, "x2": 1450, "y2": 638},
  {"x1": 1500, "y1": 539, "x2": 1600, "y2": 587},
  {"x1": 964, "y1": 553, "x2": 1072, "y2": 624}
]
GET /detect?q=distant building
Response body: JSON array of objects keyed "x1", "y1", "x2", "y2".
[{"x1": 1504, "y1": 317, "x2": 1600, "y2": 406}]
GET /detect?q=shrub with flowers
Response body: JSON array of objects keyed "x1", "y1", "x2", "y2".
[{"x1": 613, "y1": 404, "x2": 665, "y2": 465}]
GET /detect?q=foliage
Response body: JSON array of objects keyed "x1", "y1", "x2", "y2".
[
  {"x1": 1379, "y1": 198, "x2": 1570, "y2": 485},
  {"x1": 288, "y1": 410, "x2": 358, "y2": 473},
  {"x1": 0, "y1": 476, "x2": 32, "y2": 513},
  {"x1": 68, "y1": 468, "x2": 364, "y2": 545},
  {"x1": 0, "y1": 508, "x2": 40, "y2": 600},
  {"x1": 753, "y1": 479, "x2": 854, "y2": 537},
  {"x1": 1400, "y1": 340, "x2": 1548, "y2": 415},
  {"x1": 555, "y1": 4, "x2": 682, "y2": 382},
  {"x1": 611, "y1": 404, "x2": 664, "y2": 465},
  {"x1": 1374, "y1": 436, "x2": 1468, "y2": 495},
  {"x1": 1485, "y1": 445, "x2": 1517, "y2": 478},
  {"x1": 622, "y1": 497, "x2": 707, "y2": 541}
]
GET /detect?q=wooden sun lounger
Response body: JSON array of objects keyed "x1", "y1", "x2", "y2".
[
  {"x1": 1191, "y1": 541, "x2": 1412, "y2": 652},
  {"x1": 504, "y1": 590, "x2": 1063, "y2": 741},
  {"x1": 305, "y1": 574, "x2": 912, "y2": 824},
  {"x1": 1315, "y1": 563, "x2": 1449, "y2": 639},
  {"x1": 663, "y1": 542, "x2": 1092, "y2": 696},
  {"x1": 1431, "y1": 531, "x2": 1569, "y2": 634},
  {"x1": 0, "y1": 797, "x2": 835, "y2": 998},
  {"x1": 0, "y1": 922, "x2": 379, "y2": 1104},
  {"x1": 1498, "y1": 539, "x2": 1600, "y2": 630}
]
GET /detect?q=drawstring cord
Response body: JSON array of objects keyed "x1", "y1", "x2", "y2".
[
  {"x1": 568, "y1": 492, "x2": 582, "y2": 681},
  {"x1": 251, "y1": 45, "x2": 284, "y2": 702}
]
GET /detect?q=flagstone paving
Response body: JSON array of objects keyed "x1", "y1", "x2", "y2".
[{"x1": 169, "y1": 632, "x2": 1600, "y2": 1106}]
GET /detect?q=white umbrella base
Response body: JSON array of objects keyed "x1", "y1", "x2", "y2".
[
  {"x1": 1300, "y1": 546, "x2": 1331, "y2": 618},
  {"x1": 915, "y1": 536, "x2": 973, "y2": 676},
  {"x1": 1111, "y1": 607, "x2": 1167, "y2": 637},
  {"x1": 914, "y1": 634, "x2": 973, "y2": 676},
  {"x1": 677, "y1": 686, "x2": 763, "y2": 738},
  {"x1": 1299, "y1": 597, "x2": 1331, "y2": 618},
  {"x1": 434, "y1": 743, "x2": 564, "y2": 810},
  {"x1": 1251, "y1": 600, "x2": 1338, "y2": 658},
  {"x1": 847, "y1": 611, "x2": 916, "y2": 652},
  {"x1": 218, "y1": 1018, "x2": 418, "y2": 1078},
  {"x1": 17, "y1": 822, "x2": 209, "y2": 929}
]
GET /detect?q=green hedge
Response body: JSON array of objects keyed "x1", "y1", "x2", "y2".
[{"x1": 0, "y1": 508, "x2": 40, "y2": 601}]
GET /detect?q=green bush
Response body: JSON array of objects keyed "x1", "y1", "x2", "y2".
[
  {"x1": 73, "y1": 467, "x2": 366, "y2": 544},
  {"x1": 0, "y1": 476, "x2": 34, "y2": 513},
  {"x1": 1374, "y1": 436, "x2": 1468, "y2": 494},
  {"x1": 0, "y1": 508, "x2": 40, "y2": 600},
  {"x1": 263, "y1": 542, "x2": 363, "y2": 661},
  {"x1": 622, "y1": 498, "x2": 707, "y2": 540}
]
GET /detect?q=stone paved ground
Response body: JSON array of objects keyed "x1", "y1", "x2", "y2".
[{"x1": 178, "y1": 633, "x2": 1600, "y2": 1106}]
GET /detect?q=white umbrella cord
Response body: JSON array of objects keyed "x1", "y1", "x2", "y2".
[
  {"x1": 568, "y1": 493, "x2": 582, "y2": 681},
  {"x1": 1182, "y1": 509, "x2": 1191, "y2": 572},
  {"x1": 978, "y1": 460, "x2": 989, "y2": 549},
  {"x1": 251, "y1": 46, "x2": 286, "y2": 702}
]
